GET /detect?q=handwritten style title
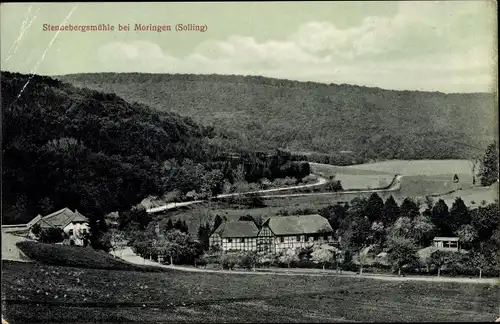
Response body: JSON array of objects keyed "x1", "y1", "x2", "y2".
[{"x1": 42, "y1": 23, "x2": 208, "y2": 33}]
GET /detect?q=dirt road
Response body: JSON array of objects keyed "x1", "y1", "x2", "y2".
[
  {"x1": 116, "y1": 247, "x2": 498, "y2": 285},
  {"x1": 146, "y1": 174, "x2": 403, "y2": 213}
]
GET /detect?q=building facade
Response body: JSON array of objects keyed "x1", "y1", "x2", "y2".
[
  {"x1": 258, "y1": 214, "x2": 336, "y2": 254},
  {"x1": 28, "y1": 208, "x2": 90, "y2": 246},
  {"x1": 210, "y1": 214, "x2": 336, "y2": 254},
  {"x1": 432, "y1": 237, "x2": 460, "y2": 251},
  {"x1": 209, "y1": 221, "x2": 259, "y2": 252}
]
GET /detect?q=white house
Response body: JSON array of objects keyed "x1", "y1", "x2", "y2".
[
  {"x1": 29, "y1": 208, "x2": 90, "y2": 246},
  {"x1": 432, "y1": 237, "x2": 460, "y2": 251}
]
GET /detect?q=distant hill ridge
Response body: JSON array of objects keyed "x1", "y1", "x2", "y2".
[{"x1": 58, "y1": 72, "x2": 497, "y2": 161}]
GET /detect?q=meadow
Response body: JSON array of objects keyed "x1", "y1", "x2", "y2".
[
  {"x1": 344, "y1": 159, "x2": 477, "y2": 176},
  {"x1": 15, "y1": 241, "x2": 168, "y2": 272},
  {"x1": 167, "y1": 159, "x2": 497, "y2": 232},
  {"x1": 2, "y1": 260, "x2": 498, "y2": 323}
]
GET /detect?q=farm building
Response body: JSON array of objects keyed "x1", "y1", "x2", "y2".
[
  {"x1": 209, "y1": 214, "x2": 336, "y2": 253},
  {"x1": 209, "y1": 221, "x2": 260, "y2": 252},
  {"x1": 432, "y1": 237, "x2": 460, "y2": 251},
  {"x1": 258, "y1": 215, "x2": 336, "y2": 253},
  {"x1": 29, "y1": 208, "x2": 90, "y2": 246}
]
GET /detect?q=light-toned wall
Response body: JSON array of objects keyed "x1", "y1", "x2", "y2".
[
  {"x1": 273, "y1": 234, "x2": 334, "y2": 253},
  {"x1": 63, "y1": 222, "x2": 89, "y2": 246},
  {"x1": 221, "y1": 237, "x2": 257, "y2": 252}
]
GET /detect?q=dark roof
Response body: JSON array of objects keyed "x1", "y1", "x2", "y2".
[
  {"x1": 212, "y1": 221, "x2": 259, "y2": 238},
  {"x1": 265, "y1": 214, "x2": 333, "y2": 236},
  {"x1": 34, "y1": 208, "x2": 89, "y2": 229}
]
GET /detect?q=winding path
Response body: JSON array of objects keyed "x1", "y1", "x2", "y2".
[
  {"x1": 116, "y1": 247, "x2": 498, "y2": 285},
  {"x1": 146, "y1": 174, "x2": 402, "y2": 213}
]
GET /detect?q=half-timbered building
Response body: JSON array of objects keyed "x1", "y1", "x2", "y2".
[
  {"x1": 209, "y1": 214, "x2": 336, "y2": 254},
  {"x1": 257, "y1": 214, "x2": 336, "y2": 253},
  {"x1": 209, "y1": 221, "x2": 259, "y2": 252}
]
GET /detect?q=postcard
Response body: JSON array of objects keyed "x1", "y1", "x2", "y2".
[{"x1": 1, "y1": 1, "x2": 498, "y2": 323}]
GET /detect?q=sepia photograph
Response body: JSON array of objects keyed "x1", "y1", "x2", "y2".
[{"x1": 1, "y1": 1, "x2": 499, "y2": 323}]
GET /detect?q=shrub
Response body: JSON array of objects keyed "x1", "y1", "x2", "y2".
[
  {"x1": 237, "y1": 251, "x2": 257, "y2": 270},
  {"x1": 220, "y1": 252, "x2": 239, "y2": 270},
  {"x1": 301, "y1": 174, "x2": 318, "y2": 184},
  {"x1": 194, "y1": 254, "x2": 209, "y2": 267},
  {"x1": 256, "y1": 253, "x2": 274, "y2": 268},
  {"x1": 39, "y1": 227, "x2": 65, "y2": 244},
  {"x1": 325, "y1": 180, "x2": 343, "y2": 192}
]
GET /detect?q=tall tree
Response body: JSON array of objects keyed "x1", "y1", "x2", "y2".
[
  {"x1": 431, "y1": 199, "x2": 452, "y2": 236},
  {"x1": 387, "y1": 236, "x2": 418, "y2": 276},
  {"x1": 456, "y1": 224, "x2": 478, "y2": 250},
  {"x1": 449, "y1": 197, "x2": 470, "y2": 233},
  {"x1": 382, "y1": 195, "x2": 400, "y2": 226},
  {"x1": 165, "y1": 219, "x2": 174, "y2": 231},
  {"x1": 400, "y1": 197, "x2": 419, "y2": 220},
  {"x1": 156, "y1": 229, "x2": 201, "y2": 265},
  {"x1": 197, "y1": 222, "x2": 211, "y2": 250},
  {"x1": 311, "y1": 245, "x2": 334, "y2": 270},
  {"x1": 471, "y1": 202, "x2": 499, "y2": 240},
  {"x1": 410, "y1": 216, "x2": 436, "y2": 247},
  {"x1": 174, "y1": 219, "x2": 185, "y2": 232},
  {"x1": 364, "y1": 193, "x2": 384, "y2": 223},
  {"x1": 213, "y1": 214, "x2": 224, "y2": 232},
  {"x1": 478, "y1": 142, "x2": 498, "y2": 186}
]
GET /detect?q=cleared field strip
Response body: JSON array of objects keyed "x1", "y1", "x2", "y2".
[{"x1": 344, "y1": 159, "x2": 476, "y2": 176}]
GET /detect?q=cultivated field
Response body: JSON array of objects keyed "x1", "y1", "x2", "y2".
[
  {"x1": 2, "y1": 261, "x2": 498, "y2": 323},
  {"x1": 309, "y1": 159, "x2": 496, "y2": 206},
  {"x1": 310, "y1": 162, "x2": 395, "y2": 190},
  {"x1": 344, "y1": 159, "x2": 477, "y2": 176}
]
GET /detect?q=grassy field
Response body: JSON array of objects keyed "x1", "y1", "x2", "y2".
[
  {"x1": 15, "y1": 241, "x2": 168, "y2": 272},
  {"x1": 310, "y1": 163, "x2": 395, "y2": 190},
  {"x1": 165, "y1": 159, "x2": 497, "y2": 235},
  {"x1": 310, "y1": 160, "x2": 482, "y2": 195},
  {"x1": 169, "y1": 177, "x2": 496, "y2": 235},
  {"x1": 2, "y1": 261, "x2": 499, "y2": 323},
  {"x1": 345, "y1": 159, "x2": 477, "y2": 176}
]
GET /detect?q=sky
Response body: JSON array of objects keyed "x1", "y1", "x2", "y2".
[{"x1": 1, "y1": 1, "x2": 497, "y2": 93}]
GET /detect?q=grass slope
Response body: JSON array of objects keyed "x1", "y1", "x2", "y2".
[
  {"x1": 15, "y1": 241, "x2": 167, "y2": 272},
  {"x1": 2, "y1": 261, "x2": 499, "y2": 323},
  {"x1": 57, "y1": 73, "x2": 496, "y2": 160}
]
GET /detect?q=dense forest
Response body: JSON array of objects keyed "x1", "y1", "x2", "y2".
[
  {"x1": 1, "y1": 72, "x2": 309, "y2": 231},
  {"x1": 58, "y1": 73, "x2": 497, "y2": 164}
]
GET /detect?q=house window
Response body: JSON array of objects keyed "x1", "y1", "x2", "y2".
[
  {"x1": 227, "y1": 238, "x2": 233, "y2": 243},
  {"x1": 296, "y1": 236, "x2": 301, "y2": 242},
  {"x1": 324, "y1": 234, "x2": 329, "y2": 241},
  {"x1": 280, "y1": 237, "x2": 285, "y2": 243},
  {"x1": 241, "y1": 238, "x2": 245, "y2": 243},
  {"x1": 68, "y1": 229, "x2": 74, "y2": 236}
]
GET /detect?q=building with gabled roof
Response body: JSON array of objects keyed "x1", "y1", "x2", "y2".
[
  {"x1": 208, "y1": 214, "x2": 336, "y2": 254},
  {"x1": 258, "y1": 214, "x2": 335, "y2": 253},
  {"x1": 209, "y1": 221, "x2": 259, "y2": 252},
  {"x1": 28, "y1": 208, "x2": 90, "y2": 246}
]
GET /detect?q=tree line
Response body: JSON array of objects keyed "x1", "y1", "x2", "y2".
[{"x1": 318, "y1": 193, "x2": 499, "y2": 276}]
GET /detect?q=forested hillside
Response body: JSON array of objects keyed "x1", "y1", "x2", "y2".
[
  {"x1": 2, "y1": 72, "x2": 309, "y2": 227},
  {"x1": 58, "y1": 73, "x2": 497, "y2": 163}
]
